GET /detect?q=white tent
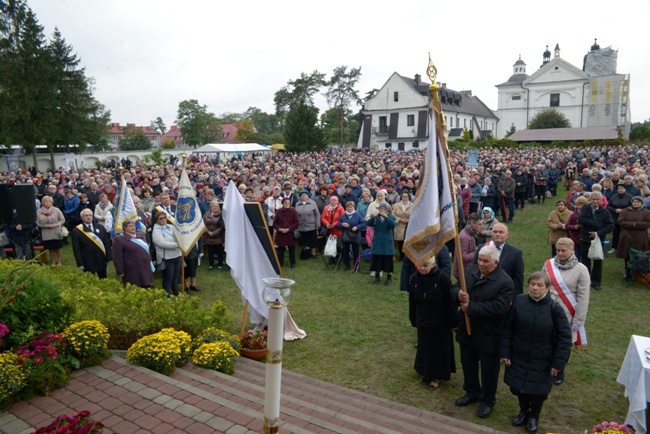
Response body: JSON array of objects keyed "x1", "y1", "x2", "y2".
[{"x1": 192, "y1": 143, "x2": 271, "y2": 154}]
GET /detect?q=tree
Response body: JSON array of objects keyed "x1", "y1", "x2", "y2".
[
  {"x1": 284, "y1": 103, "x2": 325, "y2": 152},
  {"x1": 235, "y1": 118, "x2": 255, "y2": 143},
  {"x1": 176, "y1": 99, "x2": 221, "y2": 147},
  {"x1": 150, "y1": 117, "x2": 166, "y2": 135},
  {"x1": 630, "y1": 120, "x2": 650, "y2": 141},
  {"x1": 0, "y1": 5, "x2": 110, "y2": 169},
  {"x1": 326, "y1": 65, "x2": 362, "y2": 145},
  {"x1": 274, "y1": 70, "x2": 326, "y2": 128},
  {"x1": 505, "y1": 124, "x2": 516, "y2": 138},
  {"x1": 142, "y1": 147, "x2": 167, "y2": 167},
  {"x1": 242, "y1": 106, "x2": 279, "y2": 134},
  {"x1": 217, "y1": 112, "x2": 244, "y2": 124},
  {"x1": 119, "y1": 125, "x2": 151, "y2": 151},
  {"x1": 528, "y1": 108, "x2": 571, "y2": 129}
]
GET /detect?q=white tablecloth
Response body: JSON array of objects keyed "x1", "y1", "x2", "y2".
[{"x1": 616, "y1": 335, "x2": 650, "y2": 433}]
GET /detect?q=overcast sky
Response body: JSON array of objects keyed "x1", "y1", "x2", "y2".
[{"x1": 29, "y1": 0, "x2": 650, "y2": 130}]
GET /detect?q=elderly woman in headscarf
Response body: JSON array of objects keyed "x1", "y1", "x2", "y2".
[
  {"x1": 477, "y1": 207, "x2": 498, "y2": 246},
  {"x1": 367, "y1": 202, "x2": 396, "y2": 285},
  {"x1": 616, "y1": 196, "x2": 650, "y2": 279}
]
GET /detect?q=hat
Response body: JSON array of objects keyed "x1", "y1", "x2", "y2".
[
  {"x1": 196, "y1": 183, "x2": 204, "y2": 189},
  {"x1": 632, "y1": 196, "x2": 644, "y2": 203},
  {"x1": 299, "y1": 189, "x2": 310, "y2": 196},
  {"x1": 327, "y1": 184, "x2": 336, "y2": 190},
  {"x1": 378, "y1": 202, "x2": 389, "y2": 209},
  {"x1": 283, "y1": 182, "x2": 291, "y2": 188}
]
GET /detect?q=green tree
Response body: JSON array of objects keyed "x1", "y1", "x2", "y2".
[
  {"x1": 630, "y1": 120, "x2": 650, "y2": 141},
  {"x1": 176, "y1": 99, "x2": 221, "y2": 147},
  {"x1": 242, "y1": 106, "x2": 279, "y2": 134},
  {"x1": 235, "y1": 118, "x2": 255, "y2": 143},
  {"x1": 142, "y1": 147, "x2": 167, "y2": 167},
  {"x1": 326, "y1": 65, "x2": 362, "y2": 145},
  {"x1": 274, "y1": 70, "x2": 326, "y2": 128},
  {"x1": 151, "y1": 117, "x2": 166, "y2": 135},
  {"x1": 284, "y1": 103, "x2": 325, "y2": 152},
  {"x1": 505, "y1": 124, "x2": 516, "y2": 138},
  {"x1": 217, "y1": 112, "x2": 244, "y2": 124},
  {"x1": 528, "y1": 108, "x2": 571, "y2": 129},
  {"x1": 320, "y1": 108, "x2": 341, "y2": 144},
  {"x1": 162, "y1": 137, "x2": 175, "y2": 149},
  {"x1": 119, "y1": 125, "x2": 151, "y2": 151}
]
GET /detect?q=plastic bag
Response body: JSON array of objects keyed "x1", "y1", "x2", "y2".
[
  {"x1": 588, "y1": 233, "x2": 604, "y2": 260},
  {"x1": 324, "y1": 235, "x2": 337, "y2": 257}
]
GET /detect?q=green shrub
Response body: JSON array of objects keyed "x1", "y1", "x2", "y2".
[
  {"x1": 192, "y1": 342, "x2": 238, "y2": 374},
  {"x1": 0, "y1": 262, "x2": 73, "y2": 350},
  {"x1": 192, "y1": 327, "x2": 240, "y2": 352},
  {"x1": 16, "y1": 332, "x2": 73, "y2": 396}
]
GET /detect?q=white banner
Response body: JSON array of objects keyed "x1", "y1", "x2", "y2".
[{"x1": 173, "y1": 169, "x2": 205, "y2": 256}]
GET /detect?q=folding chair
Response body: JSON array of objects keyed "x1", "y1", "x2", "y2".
[
  {"x1": 321, "y1": 250, "x2": 342, "y2": 272},
  {"x1": 354, "y1": 248, "x2": 372, "y2": 274}
]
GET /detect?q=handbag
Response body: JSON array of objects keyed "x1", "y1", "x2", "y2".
[
  {"x1": 319, "y1": 226, "x2": 329, "y2": 237},
  {"x1": 324, "y1": 235, "x2": 337, "y2": 257},
  {"x1": 341, "y1": 229, "x2": 361, "y2": 244},
  {"x1": 588, "y1": 233, "x2": 604, "y2": 260},
  {"x1": 293, "y1": 229, "x2": 301, "y2": 239},
  {"x1": 58, "y1": 225, "x2": 69, "y2": 238}
]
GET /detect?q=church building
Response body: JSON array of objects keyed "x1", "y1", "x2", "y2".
[{"x1": 496, "y1": 40, "x2": 631, "y2": 139}]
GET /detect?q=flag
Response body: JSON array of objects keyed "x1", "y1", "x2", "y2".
[
  {"x1": 402, "y1": 106, "x2": 457, "y2": 265},
  {"x1": 114, "y1": 177, "x2": 142, "y2": 235},
  {"x1": 223, "y1": 180, "x2": 277, "y2": 323},
  {"x1": 173, "y1": 169, "x2": 206, "y2": 256}
]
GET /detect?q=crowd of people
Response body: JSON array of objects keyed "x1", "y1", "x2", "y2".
[{"x1": 3, "y1": 144, "x2": 650, "y2": 432}]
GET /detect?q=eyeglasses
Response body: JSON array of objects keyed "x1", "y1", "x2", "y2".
[{"x1": 157, "y1": 216, "x2": 167, "y2": 220}]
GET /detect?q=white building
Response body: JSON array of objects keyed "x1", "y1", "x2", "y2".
[
  {"x1": 496, "y1": 40, "x2": 631, "y2": 139},
  {"x1": 357, "y1": 72, "x2": 497, "y2": 150}
]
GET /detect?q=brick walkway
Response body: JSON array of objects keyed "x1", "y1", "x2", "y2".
[{"x1": 0, "y1": 353, "x2": 504, "y2": 434}]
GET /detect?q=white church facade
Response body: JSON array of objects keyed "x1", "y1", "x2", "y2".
[{"x1": 496, "y1": 40, "x2": 631, "y2": 139}]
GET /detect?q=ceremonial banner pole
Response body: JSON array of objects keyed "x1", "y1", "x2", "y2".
[{"x1": 180, "y1": 153, "x2": 187, "y2": 294}]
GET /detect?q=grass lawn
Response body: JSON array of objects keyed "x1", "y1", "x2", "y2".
[{"x1": 59, "y1": 196, "x2": 650, "y2": 433}]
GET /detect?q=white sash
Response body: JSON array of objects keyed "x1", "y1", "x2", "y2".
[
  {"x1": 75, "y1": 224, "x2": 106, "y2": 255},
  {"x1": 544, "y1": 259, "x2": 588, "y2": 346},
  {"x1": 129, "y1": 236, "x2": 155, "y2": 273}
]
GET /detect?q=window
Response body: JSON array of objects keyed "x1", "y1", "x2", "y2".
[
  {"x1": 385, "y1": 143, "x2": 392, "y2": 149},
  {"x1": 463, "y1": 119, "x2": 466, "y2": 128},
  {"x1": 550, "y1": 93, "x2": 560, "y2": 107},
  {"x1": 394, "y1": 91, "x2": 399, "y2": 102},
  {"x1": 378, "y1": 116, "x2": 388, "y2": 133},
  {"x1": 512, "y1": 95, "x2": 521, "y2": 101},
  {"x1": 449, "y1": 117, "x2": 453, "y2": 127},
  {"x1": 407, "y1": 115, "x2": 415, "y2": 126},
  {"x1": 412, "y1": 141, "x2": 419, "y2": 148}
]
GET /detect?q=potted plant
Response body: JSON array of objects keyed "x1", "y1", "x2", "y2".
[{"x1": 239, "y1": 329, "x2": 267, "y2": 361}]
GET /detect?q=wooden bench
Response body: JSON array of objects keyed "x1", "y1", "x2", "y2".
[{"x1": 3, "y1": 245, "x2": 49, "y2": 265}]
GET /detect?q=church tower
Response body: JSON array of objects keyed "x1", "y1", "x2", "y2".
[{"x1": 541, "y1": 45, "x2": 551, "y2": 68}]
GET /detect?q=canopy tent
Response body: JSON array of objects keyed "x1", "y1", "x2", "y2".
[{"x1": 192, "y1": 143, "x2": 272, "y2": 154}]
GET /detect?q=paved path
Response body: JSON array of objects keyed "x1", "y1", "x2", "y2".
[{"x1": 1, "y1": 353, "x2": 503, "y2": 434}]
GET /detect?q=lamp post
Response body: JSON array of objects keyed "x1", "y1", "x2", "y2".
[{"x1": 261, "y1": 277, "x2": 294, "y2": 434}]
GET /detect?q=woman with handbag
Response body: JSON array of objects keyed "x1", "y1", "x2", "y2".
[
  {"x1": 321, "y1": 196, "x2": 344, "y2": 263},
  {"x1": 337, "y1": 201, "x2": 366, "y2": 271},
  {"x1": 36, "y1": 195, "x2": 66, "y2": 266},
  {"x1": 295, "y1": 190, "x2": 320, "y2": 259},
  {"x1": 273, "y1": 197, "x2": 300, "y2": 269}
]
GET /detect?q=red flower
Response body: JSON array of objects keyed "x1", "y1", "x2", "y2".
[{"x1": 33, "y1": 356, "x2": 43, "y2": 364}]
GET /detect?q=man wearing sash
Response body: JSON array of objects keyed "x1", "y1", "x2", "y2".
[
  {"x1": 151, "y1": 192, "x2": 176, "y2": 226},
  {"x1": 72, "y1": 209, "x2": 112, "y2": 279},
  {"x1": 542, "y1": 237, "x2": 590, "y2": 385}
]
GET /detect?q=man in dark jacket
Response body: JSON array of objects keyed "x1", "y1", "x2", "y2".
[
  {"x1": 72, "y1": 209, "x2": 112, "y2": 279},
  {"x1": 578, "y1": 191, "x2": 614, "y2": 291},
  {"x1": 497, "y1": 170, "x2": 516, "y2": 222},
  {"x1": 454, "y1": 244, "x2": 514, "y2": 419}
]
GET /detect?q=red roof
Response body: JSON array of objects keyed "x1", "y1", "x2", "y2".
[{"x1": 108, "y1": 123, "x2": 161, "y2": 137}]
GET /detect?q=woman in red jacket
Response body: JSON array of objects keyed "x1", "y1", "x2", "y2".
[
  {"x1": 321, "y1": 196, "x2": 345, "y2": 238},
  {"x1": 273, "y1": 197, "x2": 300, "y2": 269}
]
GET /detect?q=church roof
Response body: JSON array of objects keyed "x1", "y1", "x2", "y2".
[
  {"x1": 497, "y1": 73, "x2": 529, "y2": 86},
  {"x1": 508, "y1": 126, "x2": 619, "y2": 142}
]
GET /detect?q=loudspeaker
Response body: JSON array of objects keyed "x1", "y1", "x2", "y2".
[
  {"x1": 9, "y1": 185, "x2": 37, "y2": 224},
  {"x1": 0, "y1": 185, "x2": 11, "y2": 224}
]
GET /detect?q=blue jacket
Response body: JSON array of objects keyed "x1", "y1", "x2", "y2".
[
  {"x1": 337, "y1": 211, "x2": 367, "y2": 233},
  {"x1": 367, "y1": 214, "x2": 396, "y2": 255},
  {"x1": 63, "y1": 195, "x2": 80, "y2": 216}
]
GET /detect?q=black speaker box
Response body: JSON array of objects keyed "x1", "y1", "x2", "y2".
[
  {"x1": 0, "y1": 184, "x2": 11, "y2": 224},
  {"x1": 6, "y1": 185, "x2": 37, "y2": 224}
]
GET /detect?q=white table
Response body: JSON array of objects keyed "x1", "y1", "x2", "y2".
[{"x1": 617, "y1": 335, "x2": 650, "y2": 433}]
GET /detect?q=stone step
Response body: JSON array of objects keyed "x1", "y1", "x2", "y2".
[{"x1": 1, "y1": 354, "x2": 503, "y2": 434}]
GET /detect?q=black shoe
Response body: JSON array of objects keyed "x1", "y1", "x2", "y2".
[
  {"x1": 593, "y1": 283, "x2": 602, "y2": 291},
  {"x1": 553, "y1": 376, "x2": 563, "y2": 385},
  {"x1": 512, "y1": 410, "x2": 530, "y2": 426},
  {"x1": 455, "y1": 395, "x2": 479, "y2": 407},
  {"x1": 290, "y1": 263, "x2": 296, "y2": 269},
  {"x1": 385, "y1": 278, "x2": 392, "y2": 285},
  {"x1": 190, "y1": 286, "x2": 202, "y2": 292},
  {"x1": 373, "y1": 277, "x2": 380, "y2": 285},
  {"x1": 526, "y1": 416, "x2": 539, "y2": 433},
  {"x1": 477, "y1": 404, "x2": 493, "y2": 418}
]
